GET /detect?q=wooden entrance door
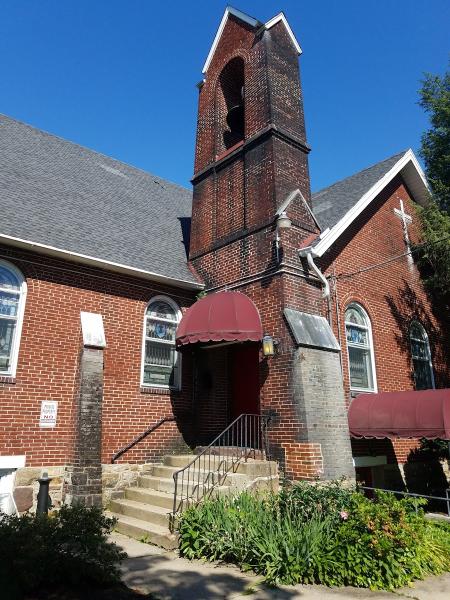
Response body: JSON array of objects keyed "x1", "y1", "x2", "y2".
[{"x1": 230, "y1": 344, "x2": 260, "y2": 420}]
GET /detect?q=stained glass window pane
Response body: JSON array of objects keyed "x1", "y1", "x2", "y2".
[
  {"x1": 0, "y1": 291, "x2": 19, "y2": 318},
  {"x1": 346, "y1": 325, "x2": 368, "y2": 346},
  {"x1": 0, "y1": 266, "x2": 20, "y2": 291},
  {"x1": 146, "y1": 319, "x2": 176, "y2": 342},
  {"x1": 410, "y1": 323, "x2": 433, "y2": 390},
  {"x1": 0, "y1": 319, "x2": 15, "y2": 372},
  {"x1": 413, "y1": 358, "x2": 433, "y2": 391},
  {"x1": 345, "y1": 307, "x2": 365, "y2": 326},
  {"x1": 411, "y1": 339, "x2": 428, "y2": 360},
  {"x1": 410, "y1": 322, "x2": 426, "y2": 341},
  {"x1": 144, "y1": 341, "x2": 176, "y2": 386},
  {"x1": 348, "y1": 347, "x2": 373, "y2": 390},
  {"x1": 147, "y1": 301, "x2": 176, "y2": 322}
]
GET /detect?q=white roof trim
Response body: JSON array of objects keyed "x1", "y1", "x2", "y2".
[
  {"x1": 202, "y1": 7, "x2": 259, "y2": 74},
  {"x1": 0, "y1": 233, "x2": 204, "y2": 290},
  {"x1": 265, "y1": 12, "x2": 302, "y2": 55},
  {"x1": 202, "y1": 8, "x2": 301, "y2": 75},
  {"x1": 312, "y1": 149, "x2": 430, "y2": 258}
]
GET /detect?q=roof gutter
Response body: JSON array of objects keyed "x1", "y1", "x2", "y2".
[
  {"x1": 0, "y1": 233, "x2": 204, "y2": 291},
  {"x1": 298, "y1": 246, "x2": 330, "y2": 298}
]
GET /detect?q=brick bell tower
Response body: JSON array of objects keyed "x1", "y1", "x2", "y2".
[{"x1": 189, "y1": 7, "x2": 354, "y2": 481}]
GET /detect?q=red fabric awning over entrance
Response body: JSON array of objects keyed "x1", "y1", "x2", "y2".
[
  {"x1": 348, "y1": 389, "x2": 450, "y2": 440},
  {"x1": 176, "y1": 291, "x2": 263, "y2": 347}
]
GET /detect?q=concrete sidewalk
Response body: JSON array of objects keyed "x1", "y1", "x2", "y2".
[{"x1": 112, "y1": 533, "x2": 450, "y2": 600}]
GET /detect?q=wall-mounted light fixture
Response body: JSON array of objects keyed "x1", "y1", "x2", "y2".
[
  {"x1": 262, "y1": 333, "x2": 280, "y2": 357},
  {"x1": 277, "y1": 211, "x2": 292, "y2": 230},
  {"x1": 275, "y1": 211, "x2": 292, "y2": 262}
]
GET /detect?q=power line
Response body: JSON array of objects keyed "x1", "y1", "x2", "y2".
[{"x1": 333, "y1": 235, "x2": 450, "y2": 281}]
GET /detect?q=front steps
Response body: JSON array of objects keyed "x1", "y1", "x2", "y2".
[{"x1": 108, "y1": 453, "x2": 278, "y2": 550}]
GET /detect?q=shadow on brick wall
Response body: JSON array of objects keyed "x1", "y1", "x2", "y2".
[
  {"x1": 404, "y1": 439, "x2": 449, "y2": 512},
  {"x1": 385, "y1": 279, "x2": 450, "y2": 389}
]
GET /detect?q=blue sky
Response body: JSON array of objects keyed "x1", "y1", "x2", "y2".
[{"x1": 1, "y1": 1, "x2": 448, "y2": 191}]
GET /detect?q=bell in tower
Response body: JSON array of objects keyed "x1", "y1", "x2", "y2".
[
  {"x1": 225, "y1": 86, "x2": 244, "y2": 139},
  {"x1": 219, "y1": 57, "x2": 245, "y2": 150}
]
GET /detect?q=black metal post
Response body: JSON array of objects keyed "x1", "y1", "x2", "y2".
[{"x1": 36, "y1": 472, "x2": 52, "y2": 514}]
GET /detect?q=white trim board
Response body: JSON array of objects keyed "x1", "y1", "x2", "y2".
[
  {"x1": 0, "y1": 232, "x2": 203, "y2": 291},
  {"x1": 0, "y1": 455, "x2": 26, "y2": 469},
  {"x1": 353, "y1": 455, "x2": 387, "y2": 468},
  {"x1": 265, "y1": 13, "x2": 302, "y2": 54},
  {"x1": 202, "y1": 8, "x2": 301, "y2": 74},
  {"x1": 311, "y1": 149, "x2": 430, "y2": 258}
]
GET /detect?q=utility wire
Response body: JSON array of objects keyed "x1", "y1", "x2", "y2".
[{"x1": 332, "y1": 235, "x2": 450, "y2": 281}]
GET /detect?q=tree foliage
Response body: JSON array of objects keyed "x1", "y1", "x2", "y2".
[
  {"x1": 418, "y1": 67, "x2": 450, "y2": 213},
  {"x1": 414, "y1": 201, "x2": 450, "y2": 302},
  {"x1": 416, "y1": 67, "x2": 450, "y2": 302}
]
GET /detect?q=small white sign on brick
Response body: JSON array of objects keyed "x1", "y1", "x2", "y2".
[{"x1": 39, "y1": 400, "x2": 58, "y2": 428}]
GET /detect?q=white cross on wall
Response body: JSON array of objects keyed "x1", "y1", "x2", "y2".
[{"x1": 394, "y1": 199, "x2": 414, "y2": 269}]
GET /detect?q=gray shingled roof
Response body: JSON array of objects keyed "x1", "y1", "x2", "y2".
[
  {"x1": 311, "y1": 151, "x2": 407, "y2": 230},
  {"x1": 0, "y1": 114, "x2": 197, "y2": 284}
]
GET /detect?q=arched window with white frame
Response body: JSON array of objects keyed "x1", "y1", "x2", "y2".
[
  {"x1": 0, "y1": 260, "x2": 27, "y2": 377},
  {"x1": 141, "y1": 296, "x2": 181, "y2": 389},
  {"x1": 410, "y1": 321, "x2": 435, "y2": 390},
  {"x1": 345, "y1": 303, "x2": 377, "y2": 392}
]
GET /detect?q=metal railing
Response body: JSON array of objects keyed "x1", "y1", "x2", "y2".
[
  {"x1": 359, "y1": 485, "x2": 450, "y2": 517},
  {"x1": 171, "y1": 413, "x2": 270, "y2": 526},
  {"x1": 111, "y1": 416, "x2": 175, "y2": 463}
]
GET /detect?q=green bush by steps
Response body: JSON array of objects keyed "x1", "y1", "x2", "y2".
[
  {"x1": 178, "y1": 482, "x2": 450, "y2": 590},
  {"x1": 0, "y1": 505, "x2": 126, "y2": 598}
]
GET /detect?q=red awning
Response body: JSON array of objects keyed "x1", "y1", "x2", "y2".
[
  {"x1": 348, "y1": 389, "x2": 450, "y2": 440},
  {"x1": 176, "y1": 291, "x2": 263, "y2": 347}
]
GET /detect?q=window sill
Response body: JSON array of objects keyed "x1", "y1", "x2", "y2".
[
  {"x1": 0, "y1": 375, "x2": 16, "y2": 384},
  {"x1": 350, "y1": 388, "x2": 375, "y2": 398},
  {"x1": 140, "y1": 385, "x2": 180, "y2": 396}
]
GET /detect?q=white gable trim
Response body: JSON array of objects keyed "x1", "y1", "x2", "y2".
[
  {"x1": 202, "y1": 7, "x2": 259, "y2": 74},
  {"x1": 312, "y1": 149, "x2": 430, "y2": 258},
  {"x1": 265, "y1": 13, "x2": 302, "y2": 55},
  {"x1": 202, "y1": 8, "x2": 301, "y2": 74},
  {"x1": 276, "y1": 189, "x2": 320, "y2": 228}
]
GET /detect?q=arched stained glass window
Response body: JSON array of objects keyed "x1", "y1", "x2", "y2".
[
  {"x1": 141, "y1": 296, "x2": 181, "y2": 389},
  {"x1": 0, "y1": 260, "x2": 27, "y2": 376},
  {"x1": 345, "y1": 303, "x2": 377, "y2": 392},
  {"x1": 410, "y1": 322, "x2": 435, "y2": 390}
]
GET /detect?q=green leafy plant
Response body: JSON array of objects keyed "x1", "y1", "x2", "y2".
[
  {"x1": 0, "y1": 505, "x2": 126, "y2": 598},
  {"x1": 178, "y1": 484, "x2": 450, "y2": 590}
]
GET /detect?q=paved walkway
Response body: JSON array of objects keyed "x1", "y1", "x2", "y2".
[{"x1": 112, "y1": 533, "x2": 450, "y2": 600}]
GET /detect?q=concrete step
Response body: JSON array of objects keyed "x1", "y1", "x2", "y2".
[
  {"x1": 108, "y1": 512, "x2": 177, "y2": 550},
  {"x1": 139, "y1": 470, "x2": 249, "y2": 492},
  {"x1": 110, "y1": 498, "x2": 171, "y2": 528},
  {"x1": 125, "y1": 486, "x2": 174, "y2": 508},
  {"x1": 149, "y1": 464, "x2": 230, "y2": 483},
  {"x1": 163, "y1": 453, "x2": 268, "y2": 469},
  {"x1": 138, "y1": 475, "x2": 209, "y2": 494}
]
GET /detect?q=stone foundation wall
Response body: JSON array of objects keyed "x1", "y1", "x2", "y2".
[
  {"x1": 13, "y1": 466, "x2": 67, "y2": 513},
  {"x1": 102, "y1": 463, "x2": 147, "y2": 506}
]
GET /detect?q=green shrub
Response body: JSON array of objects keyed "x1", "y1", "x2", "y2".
[
  {"x1": 178, "y1": 485, "x2": 450, "y2": 590},
  {"x1": 0, "y1": 505, "x2": 126, "y2": 598},
  {"x1": 279, "y1": 478, "x2": 355, "y2": 524}
]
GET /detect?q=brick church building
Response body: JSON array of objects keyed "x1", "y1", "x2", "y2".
[{"x1": 0, "y1": 7, "x2": 448, "y2": 515}]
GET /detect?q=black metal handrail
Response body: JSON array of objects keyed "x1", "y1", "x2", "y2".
[
  {"x1": 359, "y1": 485, "x2": 450, "y2": 517},
  {"x1": 171, "y1": 413, "x2": 270, "y2": 527},
  {"x1": 111, "y1": 416, "x2": 175, "y2": 463}
]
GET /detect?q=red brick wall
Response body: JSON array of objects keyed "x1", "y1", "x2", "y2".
[
  {"x1": 0, "y1": 244, "x2": 196, "y2": 467},
  {"x1": 282, "y1": 442, "x2": 323, "y2": 480},
  {"x1": 322, "y1": 175, "x2": 450, "y2": 465}
]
